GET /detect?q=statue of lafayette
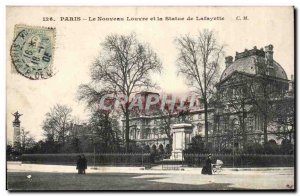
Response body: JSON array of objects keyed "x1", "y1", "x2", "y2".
[{"x1": 12, "y1": 111, "x2": 22, "y2": 123}]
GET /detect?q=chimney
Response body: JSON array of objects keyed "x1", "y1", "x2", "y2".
[
  {"x1": 264, "y1": 44, "x2": 274, "y2": 67},
  {"x1": 225, "y1": 56, "x2": 233, "y2": 68}
]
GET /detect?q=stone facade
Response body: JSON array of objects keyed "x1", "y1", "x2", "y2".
[
  {"x1": 123, "y1": 44, "x2": 294, "y2": 153},
  {"x1": 123, "y1": 104, "x2": 214, "y2": 153},
  {"x1": 213, "y1": 45, "x2": 294, "y2": 152}
]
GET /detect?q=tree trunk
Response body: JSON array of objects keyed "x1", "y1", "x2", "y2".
[
  {"x1": 242, "y1": 105, "x2": 247, "y2": 148},
  {"x1": 125, "y1": 109, "x2": 130, "y2": 152},
  {"x1": 242, "y1": 118, "x2": 247, "y2": 148},
  {"x1": 167, "y1": 128, "x2": 173, "y2": 154},
  {"x1": 263, "y1": 115, "x2": 268, "y2": 144},
  {"x1": 204, "y1": 101, "x2": 209, "y2": 144}
]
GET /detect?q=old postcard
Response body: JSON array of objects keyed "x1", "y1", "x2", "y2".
[{"x1": 6, "y1": 6, "x2": 295, "y2": 191}]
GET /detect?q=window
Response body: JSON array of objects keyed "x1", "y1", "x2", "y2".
[
  {"x1": 198, "y1": 114, "x2": 203, "y2": 120},
  {"x1": 247, "y1": 117, "x2": 254, "y2": 133},
  {"x1": 197, "y1": 123, "x2": 203, "y2": 133},
  {"x1": 144, "y1": 128, "x2": 151, "y2": 139},
  {"x1": 190, "y1": 115, "x2": 195, "y2": 121},
  {"x1": 136, "y1": 129, "x2": 140, "y2": 139}
]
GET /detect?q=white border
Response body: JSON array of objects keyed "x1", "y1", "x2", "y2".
[{"x1": 1, "y1": 0, "x2": 299, "y2": 195}]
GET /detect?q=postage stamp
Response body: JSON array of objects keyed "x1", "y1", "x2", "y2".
[{"x1": 10, "y1": 25, "x2": 56, "y2": 80}]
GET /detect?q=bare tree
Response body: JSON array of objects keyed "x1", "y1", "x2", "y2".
[
  {"x1": 156, "y1": 109, "x2": 174, "y2": 150},
  {"x1": 220, "y1": 75, "x2": 252, "y2": 148},
  {"x1": 13, "y1": 128, "x2": 36, "y2": 153},
  {"x1": 248, "y1": 76, "x2": 286, "y2": 144},
  {"x1": 175, "y1": 29, "x2": 225, "y2": 144},
  {"x1": 42, "y1": 104, "x2": 73, "y2": 149},
  {"x1": 273, "y1": 94, "x2": 294, "y2": 141},
  {"x1": 78, "y1": 33, "x2": 162, "y2": 151},
  {"x1": 89, "y1": 110, "x2": 122, "y2": 153}
]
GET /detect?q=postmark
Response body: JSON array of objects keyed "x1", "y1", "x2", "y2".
[{"x1": 10, "y1": 25, "x2": 56, "y2": 80}]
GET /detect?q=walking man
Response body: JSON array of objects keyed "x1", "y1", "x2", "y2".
[
  {"x1": 81, "y1": 154, "x2": 87, "y2": 174},
  {"x1": 76, "y1": 155, "x2": 82, "y2": 174}
]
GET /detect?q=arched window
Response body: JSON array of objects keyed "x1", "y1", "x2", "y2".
[
  {"x1": 136, "y1": 128, "x2": 140, "y2": 139},
  {"x1": 144, "y1": 145, "x2": 150, "y2": 153},
  {"x1": 151, "y1": 144, "x2": 157, "y2": 152},
  {"x1": 158, "y1": 144, "x2": 164, "y2": 154}
]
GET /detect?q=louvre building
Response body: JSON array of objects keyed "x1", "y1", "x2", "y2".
[{"x1": 123, "y1": 44, "x2": 294, "y2": 153}]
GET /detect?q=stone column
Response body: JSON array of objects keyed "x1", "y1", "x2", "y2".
[
  {"x1": 12, "y1": 111, "x2": 22, "y2": 147},
  {"x1": 170, "y1": 123, "x2": 193, "y2": 160},
  {"x1": 12, "y1": 120, "x2": 21, "y2": 147}
]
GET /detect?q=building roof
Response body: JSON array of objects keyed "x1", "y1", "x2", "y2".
[{"x1": 220, "y1": 46, "x2": 288, "y2": 82}]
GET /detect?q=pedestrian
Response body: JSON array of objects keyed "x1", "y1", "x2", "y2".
[
  {"x1": 81, "y1": 154, "x2": 87, "y2": 174},
  {"x1": 76, "y1": 155, "x2": 82, "y2": 174},
  {"x1": 201, "y1": 154, "x2": 213, "y2": 175},
  {"x1": 150, "y1": 148, "x2": 156, "y2": 163}
]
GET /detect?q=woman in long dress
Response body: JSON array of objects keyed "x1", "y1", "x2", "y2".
[{"x1": 201, "y1": 154, "x2": 213, "y2": 175}]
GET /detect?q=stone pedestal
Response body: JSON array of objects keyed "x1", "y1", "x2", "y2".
[
  {"x1": 12, "y1": 121, "x2": 21, "y2": 147},
  {"x1": 170, "y1": 123, "x2": 193, "y2": 160}
]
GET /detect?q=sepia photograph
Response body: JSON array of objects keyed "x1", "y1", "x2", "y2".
[{"x1": 6, "y1": 6, "x2": 295, "y2": 191}]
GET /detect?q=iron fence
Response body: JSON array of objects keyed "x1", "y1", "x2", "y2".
[
  {"x1": 161, "y1": 152, "x2": 183, "y2": 170},
  {"x1": 20, "y1": 153, "x2": 294, "y2": 168},
  {"x1": 22, "y1": 153, "x2": 151, "y2": 167},
  {"x1": 183, "y1": 153, "x2": 294, "y2": 167}
]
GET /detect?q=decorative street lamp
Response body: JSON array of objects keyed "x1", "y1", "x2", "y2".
[
  {"x1": 88, "y1": 136, "x2": 97, "y2": 170},
  {"x1": 87, "y1": 131, "x2": 98, "y2": 170},
  {"x1": 232, "y1": 124, "x2": 238, "y2": 168}
]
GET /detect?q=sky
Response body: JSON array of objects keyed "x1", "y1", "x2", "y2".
[{"x1": 6, "y1": 7, "x2": 294, "y2": 142}]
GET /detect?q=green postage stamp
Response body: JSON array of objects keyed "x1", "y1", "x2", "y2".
[{"x1": 10, "y1": 25, "x2": 56, "y2": 80}]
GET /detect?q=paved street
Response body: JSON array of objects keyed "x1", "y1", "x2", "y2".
[{"x1": 6, "y1": 163, "x2": 295, "y2": 190}]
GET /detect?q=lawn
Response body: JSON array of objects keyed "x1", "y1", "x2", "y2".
[{"x1": 7, "y1": 172, "x2": 238, "y2": 191}]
